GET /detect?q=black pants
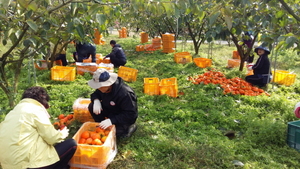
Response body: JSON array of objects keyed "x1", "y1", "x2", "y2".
[
  {"x1": 28, "y1": 138, "x2": 77, "y2": 169},
  {"x1": 245, "y1": 74, "x2": 271, "y2": 87},
  {"x1": 55, "y1": 54, "x2": 68, "y2": 66}
]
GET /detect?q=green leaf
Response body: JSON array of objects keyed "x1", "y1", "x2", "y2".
[
  {"x1": 0, "y1": 0, "x2": 11, "y2": 8},
  {"x1": 96, "y1": 14, "x2": 106, "y2": 26},
  {"x1": 76, "y1": 25, "x2": 85, "y2": 39},
  {"x1": 88, "y1": 4, "x2": 100, "y2": 16},
  {"x1": 26, "y1": 20, "x2": 38, "y2": 32},
  {"x1": 43, "y1": 22, "x2": 51, "y2": 30},
  {"x1": 209, "y1": 12, "x2": 220, "y2": 26},
  {"x1": 285, "y1": 36, "x2": 297, "y2": 48}
]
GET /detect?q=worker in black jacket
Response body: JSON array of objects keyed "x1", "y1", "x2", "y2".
[
  {"x1": 245, "y1": 45, "x2": 272, "y2": 87},
  {"x1": 87, "y1": 68, "x2": 138, "y2": 138},
  {"x1": 103, "y1": 40, "x2": 127, "y2": 68},
  {"x1": 73, "y1": 42, "x2": 96, "y2": 62}
]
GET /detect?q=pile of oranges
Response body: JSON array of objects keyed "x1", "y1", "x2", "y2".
[
  {"x1": 188, "y1": 70, "x2": 270, "y2": 96},
  {"x1": 78, "y1": 127, "x2": 111, "y2": 145},
  {"x1": 53, "y1": 114, "x2": 74, "y2": 130}
]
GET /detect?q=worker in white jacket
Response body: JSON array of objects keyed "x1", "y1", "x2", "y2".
[{"x1": 0, "y1": 86, "x2": 77, "y2": 169}]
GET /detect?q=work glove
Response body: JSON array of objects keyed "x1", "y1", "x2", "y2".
[
  {"x1": 93, "y1": 99, "x2": 102, "y2": 115},
  {"x1": 59, "y1": 126, "x2": 69, "y2": 139},
  {"x1": 99, "y1": 119, "x2": 112, "y2": 129}
]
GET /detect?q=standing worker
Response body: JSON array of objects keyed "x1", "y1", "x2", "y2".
[
  {"x1": 103, "y1": 40, "x2": 127, "y2": 68},
  {"x1": 0, "y1": 86, "x2": 77, "y2": 169},
  {"x1": 245, "y1": 45, "x2": 272, "y2": 88},
  {"x1": 87, "y1": 68, "x2": 138, "y2": 138}
]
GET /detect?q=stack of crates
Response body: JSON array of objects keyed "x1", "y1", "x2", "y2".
[
  {"x1": 140, "y1": 32, "x2": 148, "y2": 43},
  {"x1": 174, "y1": 52, "x2": 192, "y2": 64},
  {"x1": 117, "y1": 66, "x2": 138, "y2": 82},
  {"x1": 72, "y1": 98, "x2": 94, "y2": 123},
  {"x1": 118, "y1": 27, "x2": 127, "y2": 38},
  {"x1": 227, "y1": 51, "x2": 241, "y2": 68},
  {"x1": 93, "y1": 28, "x2": 105, "y2": 45},
  {"x1": 144, "y1": 78, "x2": 160, "y2": 95},
  {"x1": 51, "y1": 66, "x2": 76, "y2": 81},
  {"x1": 70, "y1": 122, "x2": 117, "y2": 169},
  {"x1": 162, "y1": 34, "x2": 175, "y2": 53},
  {"x1": 152, "y1": 37, "x2": 162, "y2": 50},
  {"x1": 193, "y1": 58, "x2": 212, "y2": 68},
  {"x1": 287, "y1": 120, "x2": 300, "y2": 152},
  {"x1": 271, "y1": 70, "x2": 297, "y2": 86},
  {"x1": 143, "y1": 77, "x2": 178, "y2": 98},
  {"x1": 76, "y1": 62, "x2": 98, "y2": 75}
]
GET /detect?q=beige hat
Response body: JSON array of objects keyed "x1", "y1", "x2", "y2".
[{"x1": 88, "y1": 68, "x2": 118, "y2": 89}]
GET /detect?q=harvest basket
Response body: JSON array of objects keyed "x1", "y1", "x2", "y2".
[
  {"x1": 51, "y1": 66, "x2": 75, "y2": 81},
  {"x1": 117, "y1": 66, "x2": 138, "y2": 82},
  {"x1": 227, "y1": 59, "x2": 241, "y2": 68},
  {"x1": 193, "y1": 58, "x2": 212, "y2": 68},
  {"x1": 174, "y1": 52, "x2": 192, "y2": 64},
  {"x1": 287, "y1": 120, "x2": 300, "y2": 152},
  {"x1": 271, "y1": 70, "x2": 296, "y2": 86},
  {"x1": 159, "y1": 78, "x2": 178, "y2": 98},
  {"x1": 76, "y1": 62, "x2": 98, "y2": 75},
  {"x1": 144, "y1": 78, "x2": 160, "y2": 95},
  {"x1": 73, "y1": 98, "x2": 94, "y2": 123},
  {"x1": 70, "y1": 122, "x2": 117, "y2": 169}
]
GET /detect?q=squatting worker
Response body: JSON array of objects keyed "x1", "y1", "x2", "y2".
[
  {"x1": 88, "y1": 68, "x2": 138, "y2": 138},
  {"x1": 245, "y1": 45, "x2": 272, "y2": 88},
  {"x1": 103, "y1": 40, "x2": 127, "y2": 68},
  {"x1": 0, "y1": 86, "x2": 77, "y2": 169}
]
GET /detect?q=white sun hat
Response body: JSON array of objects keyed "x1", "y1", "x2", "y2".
[{"x1": 88, "y1": 68, "x2": 118, "y2": 89}]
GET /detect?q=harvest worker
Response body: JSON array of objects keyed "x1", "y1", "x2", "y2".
[
  {"x1": 87, "y1": 68, "x2": 138, "y2": 138},
  {"x1": 103, "y1": 40, "x2": 127, "y2": 68},
  {"x1": 245, "y1": 45, "x2": 272, "y2": 88},
  {"x1": 0, "y1": 86, "x2": 77, "y2": 169},
  {"x1": 73, "y1": 42, "x2": 97, "y2": 63}
]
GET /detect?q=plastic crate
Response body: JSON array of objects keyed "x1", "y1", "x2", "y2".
[
  {"x1": 193, "y1": 58, "x2": 212, "y2": 68},
  {"x1": 76, "y1": 62, "x2": 98, "y2": 75},
  {"x1": 98, "y1": 63, "x2": 114, "y2": 73},
  {"x1": 174, "y1": 52, "x2": 192, "y2": 64},
  {"x1": 159, "y1": 78, "x2": 178, "y2": 98},
  {"x1": 144, "y1": 78, "x2": 160, "y2": 95},
  {"x1": 51, "y1": 66, "x2": 76, "y2": 81},
  {"x1": 82, "y1": 54, "x2": 103, "y2": 64},
  {"x1": 271, "y1": 70, "x2": 296, "y2": 86},
  {"x1": 227, "y1": 59, "x2": 241, "y2": 68},
  {"x1": 232, "y1": 50, "x2": 240, "y2": 59},
  {"x1": 70, "y1": 122, "x2": 117, "y2": 169},
  {"x1": 73, "y1": 98, "x2": 94, "y2": 123},
  {"x1": 287, "y1": 120, "x2": 300, "y2": 152},
  {"x1": 117, "y1": 66, "x2": 138, "y2": 82},
  {"x1": 136, "y1": 45, "x2": 144, "y2": 52}
]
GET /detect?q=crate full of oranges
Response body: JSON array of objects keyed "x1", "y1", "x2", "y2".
[{"x1": 69, "y1": 122, "x2": 117, "y2": 169}]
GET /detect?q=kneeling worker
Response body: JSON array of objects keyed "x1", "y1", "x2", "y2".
[{"x1": 88, "y1": 68, "x2": 138, "y2": 138}]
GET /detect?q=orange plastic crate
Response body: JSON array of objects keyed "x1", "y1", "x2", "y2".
[
  {"x1": 73, "y1": 98, "x2": 94, "y2": 123},
  {"x1": 69, "y1": 122, "x2": 117, "y2": 169},
  {"x1": 82, "y1": 54, "x2": 103, "y2": 64},
  {"x1": 76, "y1": 62, "x2": 98, "y2": 75},
  {"x1": 117, "y1": 66, "x2": 138, "y2": 82},
  {"x1": 144, "y1": 78, "x2": 160, "y2": 95},
  {"x1": 174, "y1": 52, "x2": 192, "y2": 64},
  {"x1": 159, "y1": 78, "x2": 178, "y2": 98},
  {"x1": 193, "y1": 58, "x2": 212, "y2": 68},
  {"x1": 232, "y1": 50, "x2": 240, "y2": 59},
  {"x1": 136, "y1": 45, "x2": 144, "y2": 52},
  {"x1": 51, "y1": 66, "x2": 76, "y2": 81},
  {"x1": 227, "y1": 59, "x2": 241, "y2": 68},
  {"x1": 271, "y1": 70, "x2": 296, "y2": 86}
]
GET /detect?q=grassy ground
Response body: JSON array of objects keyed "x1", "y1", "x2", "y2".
[{"x1": 1, "y1": 34, "x2": 300, "y2": 168}]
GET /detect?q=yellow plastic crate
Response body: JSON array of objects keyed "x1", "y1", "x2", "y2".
[
  {"x1": 51, "y1": 66, "x2": 75, "y2": 81},
  {"x1": 73, "y1": 98, "x2": 94, "y2": 123},
  {"x1": 193, "y1": 58, "x2": 212, "y2": 68},
  {"x1": 76, "y1": 62, "x2": 98, "y2": 75},
  {"x1": 272, "y1": 70, "x2": 296, "y2": 86},
  {"x1": 117, "y1": 66, "x2": 138, "y2": 82},
  {"x1": 144, "y1": 78, "x2": 160, "y2": 95},
  {"x1": 70, "y1": 122, "x2": 117, "y2": 169},
  {"x1": 159, "y1": 78, "x2": 178, "y2": 98},
  {"x1": 174, "y1": 52, "x2": 192, "y2": 64},
  {"x1": 227, "y1": 59, "x2": 241, "y2": 68}
]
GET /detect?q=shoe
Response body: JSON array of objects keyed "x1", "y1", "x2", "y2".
[{"x1": 124, "y1": 124, "x2": 137, "y2": 138}]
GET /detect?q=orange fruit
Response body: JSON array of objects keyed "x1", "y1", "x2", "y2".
[
  {"x1": 81, "y1": 131, "x2": 90, "y2": 139},
  {"x1": 78, "y1": 138, "x2": 86, "y2": 144},
  {"x1": 58, "y1": 114, "x2": 65, "y2": 119},
  {"x1": 90, "y1": 132, "x2": 100, "y2": 140},
  {"x1": 86, "y1": 138, "x2": 93, "y2": 145},
  {"x1": 101, "y1": 136, "x2": 107, "y2": 143},
  {"x1": 95, "y1": 127, "x2": 104, "y2": 133},
  {"x1": 67, "y1": 114, "x2": 73, "y2": 120},
  {"x1": 104, "y1": 130, "x2": 110, "y2": 136}
]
